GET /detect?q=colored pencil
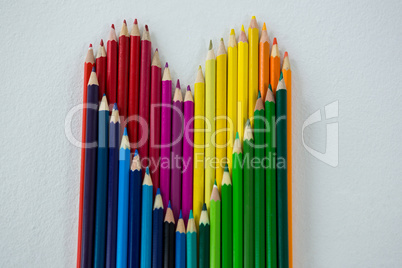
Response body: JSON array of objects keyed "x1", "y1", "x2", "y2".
[
  {"x1": 270, "y1": 38, "x2": 280, "y2": 94},
  {"x1": 186, "y1": 210, "x2": 197, "y2": 268},
  {"x1": 93, "y1": 95, "x2": 109, "y2": 268},
  {"x1": 106, "y1": 24, "x2": 117, "y2": 105},
  {"x1": 149, "y1": 49, "x2": 162, "y2": 195},
  {"x1": 163, "y1": 201, "x2": 175, "y2": 268},
  {"x1": 193, "y1": 66, "x2": 205, "y2": 227},
  {"x1": 128, "y1": 150, "x2": 142, "y2": 268},
  {"x1": 160, "y1": 63, "x2": 172, "y2": 210},
  {"x1": 117, "y1": 20, "x2": 129, "y2": 120},
  {"x1": 283, "y1": 52, "x2": 293, "y2": 268},
  {"x1": 237, "y1": 25, "x2": 248, "y2": 140},
  {"x1": 254, "y1": 93, "x2": 265, "y2": 267},
  {"x1": 265, "y1": 85, "x2": 277, "y2": 267},
  {"x1": 210, "y1": 182, "x2": 221, "y2": 268},
  {"x1": 205, "y1": 40, "x2": 216, "y2": 211},
  {"x1": 152, "y1": 188, "x2": 164, "y2": 268},
  {"x1": 216, "y1": 38, "x2": 227, "y2": 190},
  {"x1": 182, "y1": 86, "x2": 194, "y2": 224},
  {"x1": 105, "y1": 104, "x2": 120, "y2": 268},
  {"x1": 227, "y1": 29, "x2": 237, "y2": 174},
  {"x1": 96, "y1": 40, "x2": 107, "y2": 101},
  {"x1": 276, "y1": 74, "x2": 289, "y2": 268},
  {"x1": 221, "y1": 164, "x2": 233, "y2": 268},
  {"x1": 80, "y1": 68, "x2": 99, "y2": 268},
  {"x1": 248, "y1": 16, "x2": 259, "y2": 125},
  {"x1": 171, "y1": 81, "x2": 184, "y2": 221},
  {"x1": 138, "y1": 25, "x2": 152, "y2": 163},
  {"x1": 77, "y1": 44, "x2": 94, "y2": 268},
  {"x1": 175, "y1": 211, "x2": 186, "y2": 268},
  {"x1": 128, "y1": 19, "x2": 141, "y2": 147},
  {"x1": 243, "y1": 120, "x2": 254, "y2": 268},
  {"x1": 199, "y1": 204, "x2": 210, "y2": 268},
  {"x1": 116, "y1": 128, "x2": 131, "y2": 268},
  {"x1": 232, "y1": 132, "x2": 243, "y2": 268},
  {"x1": 141, "y1": 167, "x2": 154, "y2": 268},
  {"x1": 259, "y1": 22, "x2": 270, "y2": 101}
]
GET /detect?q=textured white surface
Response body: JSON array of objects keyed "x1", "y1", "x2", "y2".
[{"x1": 1, "y1": 0, "x2": 402, "y2": 267}]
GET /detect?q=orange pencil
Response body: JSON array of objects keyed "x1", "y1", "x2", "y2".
[
  {"x1": 283, "y1": 51, "x2": 292, "y2": 268},
  {"x1": 77, "y1": 44, "x2": 95, "y2": 268},
  {"x1": 259, "y1": 23, "x2": 269, "y2": 101},
  {"x1": 269, "y1": 38, "x2": 280, "y2": 95}
]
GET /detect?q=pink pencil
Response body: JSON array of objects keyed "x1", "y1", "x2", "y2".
[
  {"x1": 159, "y1": 63, "x2": 172, "y2": 211},
  {"x1": 182, "y1": 85, "x2": 194, "y2": 225},
  {"x1": 149, "y1": 49, "x2": 162, "y2": 196},
  {"x1": 138, "y1": 25, "x2": 152, "y2": 168},
  {"x1": 170, "y1": 80, "x2": 184, "y2": 221}
]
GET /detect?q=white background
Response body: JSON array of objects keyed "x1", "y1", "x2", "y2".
[{"x1": 1, "y1": 0, "x2": 402, "y2": 267}]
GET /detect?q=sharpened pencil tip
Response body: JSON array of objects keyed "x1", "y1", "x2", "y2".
[
  {"x1": 179, "y1": 210, "x2": 182, "y2": 219},
  {"x1": 146, "y1": 166, "x2": 150, "y2": 175},
  {"x1": 252, "y1": 15, "x2": 256, "y2": 19},
  {"x1": 230, "y1": 29, "x2": 235, "y2": 35},
  {"x1": 123, "y1": 128, "x2": 128, "y2": 136},
  {"x1": 187, "y1": 85, "x2": 191, "y2": 91},
  {"x1": 168, "y1": 200, "x2": 171, "y2": 208},
  {"x1": 268, "y1": 84, "x2": 272, "y2": 91},
  {"x1": 103, "y1": 93, "x2": 106, "y2": 96},
  {"x1": 113, "y1": 103, "x2": 118, "y2": 109},
  {"x1": 220, "y1": 37, "x2": 223, "y2": 41},
  {"x1": 134, "y1": 18, "x2": 138, "y2": 24},
  {"x1": 279, "y1": 72, "x2": 283, "y2": 80},
  {"x1": 262, "y1": 22, "x2": 267, "y2": 31},
  {"x1": 100, "y1": 39, "x2": 104, "y2": 46},
  {"x1": 123, "y1": 19, "x2": 127, "y2": 24},
  {"x1": 155, "y1": 48, "x2": 158, "y2": 52},
  {"x1": 273, "y1": 37, "x2": 277, "y2": 45},
  {"x1": 176, "y1": 79, "x2": 180, "y2": 89},
  {"x1": 165, "y1": 62, "x2": 168, "y2": 68},
  {"x1": 209, "y1": 40, "x2": 213, "y2": 50},
  {"x1": 214, "y1": 180, "x2": 217, "y2": 186},
  {"x1": 284, "y1": 51, "x2": 288, "y2": 58},
  {"x1": 111, "y1": 24, "x2": 115, "y2": 29},
  {"x1": 89, "y1": 43, "x2": 92, "y2": 48},
  {"x1": 224, "y1": 164, "x2": 229, "y2": 172},
  {"x1": 246, "y1": 119, "x2": 250, "y2": 126},
  {"x1": 236, "y1": 132, "x2": 239, "y2": 139},
  {"x1": 189, "y1": 210, "x2": 193, "y2": 219},
  {"x1": 92, "y1": 67, "x2": 95, "y2": 72},
  {"x1": 134, "y1": 149, "x2": 138, "y2": 156},
  {"x1": 156, "y1": 188, "x2": 160, "y2": 195},
  {"x1": 258, "y1": 91, "x2": 261, "y2": 99},
  {"x1": 198, "y1": 65, "x2": 202, "y2": 70},
  {"x1": 145, "y1": 25, "x2": 149, "y2": 31},
  {"x1": 241, "y1": 25, "x2": 245, "y2": 32},
  {"x1": 202, "y1": 203, "x2": 207, "y2": 210}
]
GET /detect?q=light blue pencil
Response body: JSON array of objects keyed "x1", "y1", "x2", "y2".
[
  {"x1": 141, "y1": 167, "x2": 153, "y2": 268},
  {"x1": 186, "y1": 210, "x2": 197, "y2": 268},
  {"x1": 175, "y1": 210, "x2": 186, "y2": 268},
  {"x1": 116, "y1": 128, "x2": 131, "y2": 268}
]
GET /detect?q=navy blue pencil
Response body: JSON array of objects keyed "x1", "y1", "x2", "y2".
[
  {"x1": 105, "y1": 104, "x2": 120, "y2": 268},
  {"x1": 81, "y1": 68, "x2": 99, "y2": 268},
  {"x1": 93, "y1": 95, "x2": 110, "y2": 268},
  {"x1": 152, "y1": 188, "x2": 164, "y2": 268},
  {"x1": 129, "y1": 149, "x2": 142, "y2": 268}
]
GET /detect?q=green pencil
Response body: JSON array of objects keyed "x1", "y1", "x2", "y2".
[
  {"x1": 210, "y1": 181, "x2": 221, "y2": 268},
  {"x1": 254, "y1": 92, "x2": 265, "y2": 267},
  {"x1": 221, "y1": 164, "x2": 233, "y2": 268},
  {"x1": 199, "y1": 203, "x2": 210, "y2": 268},
  {"x1": 232, "y1": 133, "x2": 243, "y2": 268},
  {"x1": 187, "y1": 210, "x2": 197, "y2": 268},
  {"x1": 265, "y1": 84, "x2": 277, "y2": 267},
  {"x1": 243, "y1": 120, "x2": 254, "y2": 268},
  {"x1": 276, "y1": 74, "x2": 289, "y2": 268}
]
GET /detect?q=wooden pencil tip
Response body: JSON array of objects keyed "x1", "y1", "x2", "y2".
[
  {"x1": 134, "y1": 18, "x2": 138, "y2": 24},
  {"x1": 145, "y1": 24, "x2": 149, "y2": 31},
  {"x1": 262, "y1": 22, "x2": 267, "y2": 30},
  {"x1": 209, "y1": 40, "x2": 213, "y2": 50},
  {"x1": 230, "y1": 29, "x2": 235, "y2": 35},
  {"x1": 155, "y1": 48, "x2": 158, "y2": 52},
  {"x1": 123, "y1": 19, "x2": 127, "y2": 24},
  {"x1": 284, "y1": 51, "x2": 288, "y2": 58},
  {"x1": 100, "y1": 39, "x2": 104, "y2": 46},
  {"x1": 176, "y1": 79, "x2": 180, "y2": 89},
  {"x1": 111, "y1": 24, "x2": 115, "y2": 29},
  {"x1": 273, "y1": 37, "x2": 277, "y2": 45}
]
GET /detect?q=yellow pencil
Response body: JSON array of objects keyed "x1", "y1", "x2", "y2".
[
  {"x1": 205, "y1": 40, "x2": 216, "y2": 211},
  {"x1": 193, "y1": 65, "x2": 205, "y2": 228},
  {"x1": 227, "y1": 29, "x2": 237, "y2": 174},
  {"x1": 216, "y1": 38, "x2": 227, "y2": 191},
  {"x1": 283, "y1": 51, "x2": 293, "y2": 268},
  {"x1": 237, "y1": 25, "x2": 248, "y2": 141},
  {"x1": 248, "y1": 16, "x2": 259, "y2": 126}
]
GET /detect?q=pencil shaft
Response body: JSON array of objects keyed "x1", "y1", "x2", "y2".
[
  {"x1": 232, "y1": 151, "x2": 243, "y2": 268},
  {"x1": 248, "y1": 23, "x2": 259, "y2": 123},
  {"x1": 221, "y1": 184, "x2": 233, "y2": 268},
  {"x1": 187, "y1": 229, "x2": 197, "y2": 268},
  {"x1": 163, "y1": 222, "x2": 175, "y2": 268},
  {"x1": 237, "y1": 39, "x2": 248, "y2": 140},
  {"x1": 96, "y1": 52, "x2": 107, "y2": 101},
  {"x1": 199, "y1": 223, "x2": 210, "y2": 268},
  {"x1": 128, "y1": 169, "x2": 142, "y2": 268},
  {"x1": 227, "y1": 38, "x2": 237, "y2": 174},
  {"x1": 175, "y1": 232, "x2": 186, "y2": 268},
  {"x1": 106, "y1": 39, "x2": 117, "y2": 104},
  {"x1": 140, "y1": 185, "x2": 153, "y2": 267},
  {"x1": 117, "y1": 33, "x2": 129, "y2": 119},
  {"x1": 171, "y1": 99, "x2": 183, "y2": 220},
  {"x1": 210, "y1": 199, "x2": 221, "y2": 268},
  {"x1": 152, "y1": 207, "x2": 163, "y2": 268},
  {"x1": 243, "y1": 138, "x2": 254, "y2": 268}
]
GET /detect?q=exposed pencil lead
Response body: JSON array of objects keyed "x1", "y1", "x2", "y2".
[
  {"x1": 100, "y1": 39, "x2": 104, "y2": 46},
  {"x1": 156, "y1": 188, "x2": 160, "y2": 195},
  {"x1": 273, "y1": 38, "x2": 277, "y2": 45},
  {"x1": 202, "y1": 203, "x2": 207, "y2": 210},
  {"x1": 284, "y1": 51, "x2": 288, "y2": 58},
  {"x1": 111, "y1": 24, "x2": 115, "y2": 29},
  {"x1": 123, "y1": 19, "x2": 127, "y2": 24},
  {"x1": 176, "y1": 79, "x2": 181, "y2": 89},
  {"x1": 146, "y1": 166, "x2": 150, "y2": 175},
  {"x1": 89, "y1": 43, "x2": 93, "y2": 48},
  {"x1": 165, "y1": 62, "x2": 168, "y2": 68},
  {"x1": 134, "y1": 18, "x2": 138, "y2": 24},
  {"x1": 209, "y1": 40, "x2": 213, "y2": 50},
  {"x1": 134, "y1": 149, "x2": 138, "y2": 156},
  {"x1": 145, "y1": 25, "x2": 149, "y2": 31},
  {"x1": 187, "y1": 85, "x2": 191, "y2": 91}
]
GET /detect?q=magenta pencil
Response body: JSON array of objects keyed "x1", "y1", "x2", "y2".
[
  {"x1": 182, "y1": 85, "x2": 194, "y2": 225},
  {"x1": 171, "y1": 80, "x2": 184, "y2": 221},
  {"x1": 160, "y1": 63, "x2": 172, "y2": 211},
  {"x1": 149, "y1": 49, "x2": 162, "y2": 196},
  {"x1": 138, "y1": 25, "x2": 152, "y2": 167}
]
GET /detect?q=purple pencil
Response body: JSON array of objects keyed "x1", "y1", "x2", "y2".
[
  {"x1": 160, "y1": 63, "x2": 172, "y2": 211},
  {"x1": 171, "y1": 80, "x2": 184, "y2": 221},
  {"x1": 182, "y1": 85, "x2": 194, "y2": 225}
]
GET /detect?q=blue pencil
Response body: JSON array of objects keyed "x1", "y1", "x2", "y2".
[
  {"x1": 186, "y1": 210, "x2": 197, "y2": 268},
  {"x1": 152, "y1": 188, "x2": 164, "y2": 268},
  {"x1": 81, "y1": 68, "x2": 99, "y2": 268},
  {"x1": 105, "y1": 104, "x2": 120, "y2": 268},
  {"x1": 175, "y1": 211, "x2": 186, "y2": 268},
  {"x1": 116, "y1": 128, "x2": 131, "y2": 268},
  {"x1": 129, "y1": 149, "x2": 142, "y2": 268},
  {"x1": 141, "y1": 167, "x2": 153, "y2": 268},
  {"x1": 93, "y1": 95, "x2": 109, "y2": 268}
]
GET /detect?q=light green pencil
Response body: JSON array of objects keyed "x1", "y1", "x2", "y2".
[
  {"x1": 221, "y1": 164, "x2": 233, "y2": 268},
  {"x1": 210, "y1": 181, "x2": 221, "y2": 268}
]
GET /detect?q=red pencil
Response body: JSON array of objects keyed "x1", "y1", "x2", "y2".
[
  {"x1": 107, "y1": 24, "x2": 118, "y2": 107},
  {"x1": 149, "y1": 49, "x2": 162, "y2": 196},
  {"x1": 138, "y1": 25, "x2": 152, "y2": 167},
  {"x1": 128, "y1": 19, "x2": 141, "y2": 151},
  {"x1": 96, "y1": 40, "x2": 107, "y2": 101},
  {"x1": 118, "y1": 20, "x2": 130, "y2": 122},
  {"x1": 77, "y1": 44, "x2": 95, "y2": 268}
]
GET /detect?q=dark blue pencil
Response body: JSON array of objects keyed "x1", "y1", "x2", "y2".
[
  {"x1": 175, "y1": 210, "x2": 186, "y2": 268},
  {"x1": 152, "y1": 188, "x2": 164, "y2": 268},
  {"x1": 93, "y1": 95, "x2": 110, "y2": 268},
  {"x1": 129, "y1": 149, "x2": 142, "y2": 268},
  {"x1": 81, "y1": 68, "x2": 99, "y2": 268},
  {"x1": 105, "y1": 104, "x2": 120, "y2": 268}
]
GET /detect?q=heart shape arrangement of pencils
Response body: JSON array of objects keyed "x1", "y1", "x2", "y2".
[{"x1": 77, "y1": 16, "x2": 293, "y2": 268}]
